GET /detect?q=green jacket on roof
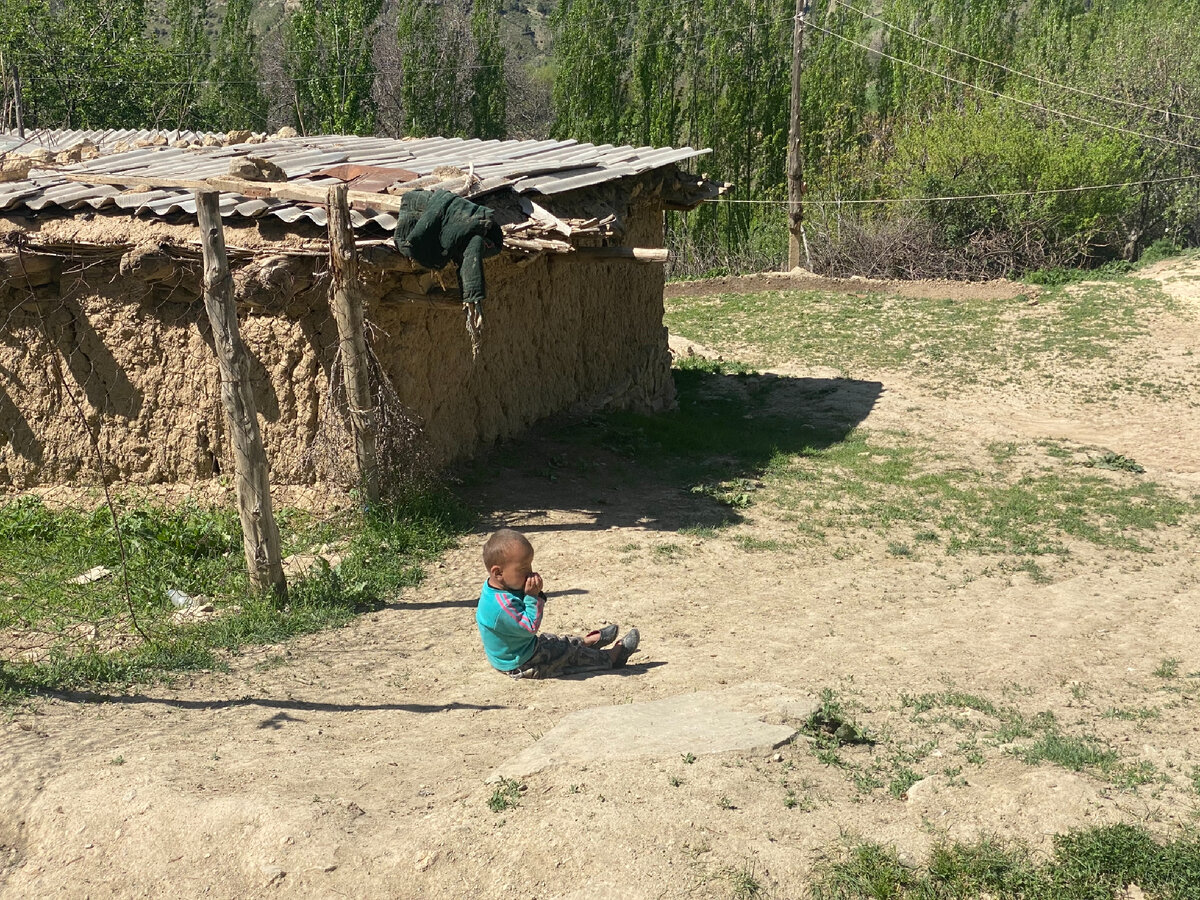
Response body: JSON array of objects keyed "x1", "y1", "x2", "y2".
[{"x1": 392, "y1": 189, "x2": 504, "y2": 305}]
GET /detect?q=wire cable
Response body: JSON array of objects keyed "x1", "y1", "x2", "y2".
[
  {"x1": 831, "y1": 0, "x2": 1200, "y2": 124},
  {"x1": 808, "y1": 19, "x2": 1200, "y2": 153},
  {"x1": 701, "y1": 172, "x2": 1200, "y2": 205}
]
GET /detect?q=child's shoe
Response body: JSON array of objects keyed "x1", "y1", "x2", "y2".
[
  {"x1": 587, "y1": 624, "x2": 619, "y2": 648},
  {"x1": 611, "y1": 628, "x2": 640, "y2": 668}
]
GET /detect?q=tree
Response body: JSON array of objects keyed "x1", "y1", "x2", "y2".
[
  {"x1": 392, "y1": 0, "x2": 470, "y2": 137},
  {"x1": 470, "y1": 0, "x2": 506, "y2": 139},
  {"x1": 0, "y1": 0, "x2": 166, "y2": 129},
  {"x1": 207, "y1": 0, "x2": 269, "y2": 131},
  {"x1": 550, "y1": 0, "x2": 634, "y2": 143},
  {"x1": 162, "y1": 0, "x2": 211, "y2": 130},
  {"x1": 284, "y1": 0, "x2": 382, "y2": 135}
]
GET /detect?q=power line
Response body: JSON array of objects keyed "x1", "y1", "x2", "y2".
[
  {"x1": 703, "y1": 172, "x2": 1200, "y2": 205},
  {"x1": 808, "y1": 20, "x2": 1200, "y2": 154},
  {"x1": 831, "y1": 0, "x2": 1200, "y2": 125}
]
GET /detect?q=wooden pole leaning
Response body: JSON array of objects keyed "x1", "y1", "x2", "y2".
[
  {"x1": 326, "y1": 183, "x2": 380, "y2": 505},
  {"x1": 194, "y1": 190, "x2": 288, "y2": 600}
]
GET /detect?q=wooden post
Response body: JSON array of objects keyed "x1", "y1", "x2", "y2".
[
  {"x1": 786, "y1": 0, "x2": 808, "y2": 270},
  {"x1": 11, "y1": 64, "x2": 22, "y2": 138},
  {"x1": 326, "y1": 183, "x2": 380, "y2": 504},
  {"x1": 195, "y1": 190, "x2": 287, "y2": 600}
]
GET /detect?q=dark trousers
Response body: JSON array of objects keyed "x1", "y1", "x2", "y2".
[{"x1": 503, "y1": 633, "x2": 612, "y2": 680}]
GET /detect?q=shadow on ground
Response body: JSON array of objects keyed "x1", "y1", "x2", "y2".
[
  {"x1": 460, "y1": 364, "x2": 883, "y2": 534},
  {"x1": 55, "y1": 691, "x2": 504, "y2": 715}
]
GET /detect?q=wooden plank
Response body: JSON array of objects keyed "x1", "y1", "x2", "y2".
[
  {"x1": 64, "y1": 172, "x2": 409, "y2": 212},
  {"x1": 326, "y1": 183, "x2": 380, "y2": 504},
  {"x1": 564, "y1": 247, "x2": 674, "y2": 263},
  {"x1": 194, "y1": 190, "x2": 288, "y2": 600}
]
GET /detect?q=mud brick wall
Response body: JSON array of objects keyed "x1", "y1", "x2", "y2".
[{"x1": 0, "y1": 201, "x2": 674, "y2": 491}]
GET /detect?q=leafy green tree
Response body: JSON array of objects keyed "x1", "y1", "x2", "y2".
[
  {"x1": 392, "y1": 0, "x2": 472, "y2": 137},
  {"x1": 0, "y1": 0, "x2": 166, "y2": 129},
  {"x1": 161, "y1": 0, "x2": 211, "y2": 130},
  {"x1": 284, "y1": 0, "x2": 382, "y2": 135},
  {"x1": 206, "y1": 0, "x2": 269, "y2": 131},
  {"x1": 470, "y1": 0, "x2": 506, "y2": 138},
  {"x1": 550, "y1": 0, "x2": 635, "y2": 143}
]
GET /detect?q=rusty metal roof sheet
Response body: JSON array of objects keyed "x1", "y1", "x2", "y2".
[{"x1": 0, "y1": 130, "x2": 712, "y2": 233}]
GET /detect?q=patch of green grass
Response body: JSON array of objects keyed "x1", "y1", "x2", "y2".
[
  {"x1": 810, "y1": 825, "x2": 1200, "y2": 900},
  {"x1": 651, "y1": 542, "x2": 685, "y2": 559},
  {"x1": 1016, "y1": 731, "x2": 1119, "y2": 772},
  {"x1": 804, "y1": 688, "x2": 875, "y2": 748},
  {"x1": 0, "y1": 491, "x2": 469, "y2": 702},
  {"x1": 1084, "y1": 451, "x2": 1145, "y2": 474},
  {"x1": 889, "y1": 768, "x2": 921, "y2": 799},
  {"x1": 665, "y1": 278, "x2": 1173, "y2": 395},
  {"x1": 1101, "y1": 706, "x2": 1161, "y2": 722},
  {"x1": 1154, "y1": 657, "x2": 1182, "y2": 679},
  {"x1": 902, "y1": 689, "x2": 999, "y2": 718},
  {"x1": 487, "y1": 778, "x2": 523, "y2": 812},
  {"x1": 769, "y1": 430, "x2": 1196, "y2": 558},
  {"x1": 733, "y1": 535, "x2": 787, "y2": 552},
  {"x1": 1023, "y1": 260, "x2": 1135, "y2": 286},
  {"x1": 726, "y1": 862, "x2": 765, "y2": 900},
  {"x1": 987, "y1": 441, "x2": 1019, "y2": 464}
]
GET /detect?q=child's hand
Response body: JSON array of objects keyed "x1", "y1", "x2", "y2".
[{"x1": 524, "y1": 573, "x2": 543, "y2": 597}]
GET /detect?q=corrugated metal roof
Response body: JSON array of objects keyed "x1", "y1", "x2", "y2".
[{"x1": 0, "y1": 130, "x2": 712, "y2": 232}]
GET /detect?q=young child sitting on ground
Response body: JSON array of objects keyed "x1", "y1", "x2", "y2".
[{"x1": 476, "y1": 528, "x2": 639, "y2": 679}]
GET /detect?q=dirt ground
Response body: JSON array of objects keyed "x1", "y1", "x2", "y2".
[{"x1": 3, "y1": 262, "x2": 1199, "y2": 899}]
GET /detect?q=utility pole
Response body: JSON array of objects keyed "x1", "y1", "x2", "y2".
[{"x1": 786, "y1": 0, "x2": 808, "y2": 270}]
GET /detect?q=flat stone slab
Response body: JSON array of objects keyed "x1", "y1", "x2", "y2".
[{"x1": 491, "y1": 682, "x2": 811, "y2": 780}]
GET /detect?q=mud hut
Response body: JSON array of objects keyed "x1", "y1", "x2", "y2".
[{"x1": 0, "y1": 129, "x2": 723, "y2": 495}]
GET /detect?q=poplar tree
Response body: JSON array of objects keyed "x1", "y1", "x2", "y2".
[
  {"x1": 394, "y1": 0, "x2": 472, "y2": 137},
  {"x1": 470, "y1": 0, "x2": 506, "y2": 139},
  {"x1": 207, "y1": 0, "x2": 269, "y2": 131},
  {"x1": 162, "y1": 0, "x2": 211, "y2": 130},
  {"x1": 284, "y1": 0, "x2": 382, "y2": 136}
]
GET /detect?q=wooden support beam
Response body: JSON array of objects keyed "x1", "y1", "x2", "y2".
[
  {"x1": 194, "y1": 190, "x2": 288, "y2": 600},
  {"x1": 565, "y1": 247, "x2": 674, "y2": 263},
  {"x1": 326, "y1": 183, "x2": 380, "y2": 504},
  {"x1": 63, "y1": 172, "x2": 409, "y2": 212}
]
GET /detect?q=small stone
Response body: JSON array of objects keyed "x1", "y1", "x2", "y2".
[
  {"x1": 771, "y1": 753, "x2": 784, "y2": 762},
  {"x1": 260, "y1": 864, "x2": 285, "y2": 886},
  {"x1": 415, "y1": 851, "x2": 438, "y2": 872},
  {"x1": 321, "y1": 864, "x2": 338, "y2": 873}
]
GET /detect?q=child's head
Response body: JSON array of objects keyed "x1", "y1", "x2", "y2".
[{"x1": 483, "y1": 528, "x2": 535, "y2": 593}]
